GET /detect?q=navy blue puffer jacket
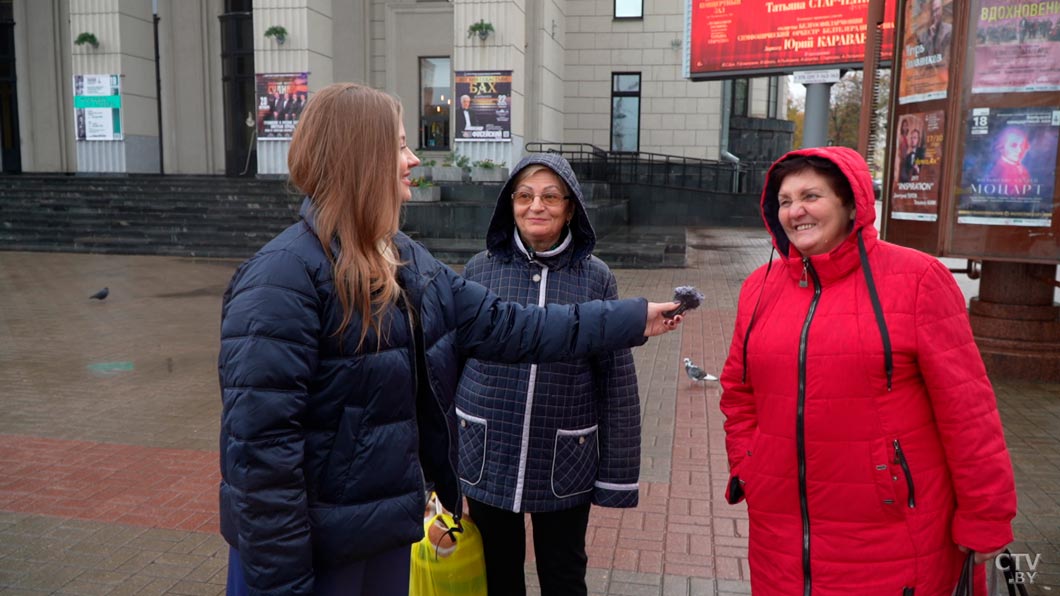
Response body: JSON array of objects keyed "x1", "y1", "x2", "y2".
[
  {"x1": 456, "y1": 153, "x2": 641, "y2": 513},
  {"x1": 218, "y1": 199, "x2": 649, "y2": 594}
]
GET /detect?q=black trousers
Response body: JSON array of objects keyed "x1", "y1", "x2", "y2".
[{"x1": 467, "y1": 498, "x2": 592, "y2": 596}]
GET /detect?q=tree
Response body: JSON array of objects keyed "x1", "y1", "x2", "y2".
[{"x1": 788, "y1": 95, "x2": 806, "y2": 150}]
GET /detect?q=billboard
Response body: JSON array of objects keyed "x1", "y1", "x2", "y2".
[
  {"x1": 957, "y1": 107, "x2": 1060, "y2": 227},
  {"x1": 73, "y1": 74, "x2": 122, "y2": 141},
  {"x1": 454, "y1": 71, "x2": 512, "y2": 142},
  {"x1": 971, "y1": 0, "x2": 1060, "y2": 94},
  {"x1": 897, "y1": 0, "x2": 954, "y2": 104},
  {"x1": 256, "y1": 73, "x2": 308, "y2": 140},
  {"x1": 891, "y1": 110, "x2": 945, "y2": 221},
  {"x1": 687, "y1": 0, "x2": 897, "y2": 80}
]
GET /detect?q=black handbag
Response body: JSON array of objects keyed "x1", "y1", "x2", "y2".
[{"x1": 954, "y1": 550, "x2": 1030, "y2": 596}]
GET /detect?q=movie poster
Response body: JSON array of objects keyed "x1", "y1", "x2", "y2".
[
  {"x1": 256, "y1": 73, "x2": 308, "y2": 139},
  {"x1": 897, "y1": 0, "x2": 953, "y2": 103},
  {"x1": 891, "y1": 110, "x2": 945, "y2": 221},
  {"x1": 687, "y1": 0, "x2": 896, "y2": 79},
  {"x1": 454, "y1": 71, "x2": 512, "y2": 142},
  {"x1": 971, "y1": 0, "x2": 1060, "y2": 93},
  {"x1": 73, "y1": 74, "x2": 122, "y2": 141},
  {"x1": 957, "y1": 107, "x2": 1060, "y2": 227}
]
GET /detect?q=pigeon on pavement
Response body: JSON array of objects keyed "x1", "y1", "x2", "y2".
[
  {"x1": 684, "y1": 357, "x2": 718, "y2": 382},
  {"x1": 89, "y1": 287, "x2": 109, "y2": 300}
]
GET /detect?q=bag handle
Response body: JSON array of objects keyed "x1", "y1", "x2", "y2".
[{"x1": 954, "y1": 550, "x2": 1030, "y2": 596}]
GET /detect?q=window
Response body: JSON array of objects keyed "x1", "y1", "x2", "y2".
[
  {"x1": 767, "y1": 77, "x2": 780, "y2": 119},
  {"x1": 611, "y1": 73, "x2": 641, "y2": 153},
  {"x1": 615, "y1": 0, "x2": 642, "y2": 19},
  {"x1": 731, "y1": 78, "x2": 749, "y2": 118},
  {"x1": 419, "y1": 57, "x2": 451, "y2": 151}
]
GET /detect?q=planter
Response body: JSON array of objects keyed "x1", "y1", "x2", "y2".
[
  {"x1": 470, "y1": 167, "x2": 508, "y2": 183},
  {"x1": 410, "y1": 165, "x2": 432, "y2": 180},
  {"x1": 431, "y1": 166, "x2": 465, "y2": 182},
  {"x1": 410, "y1": 185, "x2": 441, "y2": 202}
]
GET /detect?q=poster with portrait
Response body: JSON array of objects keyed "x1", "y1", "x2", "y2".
[
  {"x1": 73, "y1": 74, "x2": 122, "y2": 141},
  {"x1": 256, "y1": 73, "x2": 308, "y2": 139},
  {"x1": 454, "y1": 71, "x2": 512, "y2": 142},
  {"x1": 897, "y1": 0, "x2": 953, "y2": 104},
  {"x1": 891, "y1": 110, "x2": 945, "y2": 221},
  {"x1": 957, "y1": 107, "x2": 1060, "y2": 227},
  {"x1": 971, "y1": 0, "x2": 1060, "y2": 93}
]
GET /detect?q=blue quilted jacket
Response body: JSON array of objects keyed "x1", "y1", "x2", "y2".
[
  {"x1": 218, "y1": 198, "x2": 649, "y2": 594},
  {"x1": 456, "y1": 153, "x2": 642, "y2": 513}
]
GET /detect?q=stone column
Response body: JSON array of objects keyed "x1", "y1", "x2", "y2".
[
  {"x1": 70, "y1": 0, "x2": 160, "y2": 173},
  {"x1": 254, "y1": 0, "x2": 334, "y2": 176},
  {"x1": 969, "y1": 261, "x2": 1060, "y2": 382},
  {"x1": 453, "y1": 0, "x2": 526, "y2": 168}
]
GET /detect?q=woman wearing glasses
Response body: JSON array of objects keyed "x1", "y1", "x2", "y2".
[{"x1": 455, "y1": 154, "x2": 641, "y2": 596}]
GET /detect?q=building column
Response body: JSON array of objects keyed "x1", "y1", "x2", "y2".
[
  {"x1": 70, "y1": 0, "x2": 159, "y2": 173},
  {"x1": 453, "y1": 0, "x2": 526, "y2": 168},
  {"x1": 254, "y1": 0, "x2": 333, "y2": 175}
]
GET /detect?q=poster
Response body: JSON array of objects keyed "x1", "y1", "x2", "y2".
[
  {"x1": 891, "y1": 110, "x2": 945, "y2": 221},
  {"x1": 957, "y1": 107, "x2": 1060, "y2": 227},
  {"x1": 454, "y1": 71, "x2": 512, "y2": 142},
  {"x1": 687, "y1": 0, "x2": 896, "y2": 79},
  {"x1": 897, "y1": 0, "x2": 953, "y2": 104},
  {"x1": 971, "y1": 0, "x2": 1060, "y2": 93},
  {"x1": 256, "y1": 73, "x2": 308, "y2": 139},
  {"x1": 73, "y1": 74, "x2": 122, "y2": 141}
]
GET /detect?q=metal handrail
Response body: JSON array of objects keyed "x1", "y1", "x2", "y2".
[{"x1": 524, "y1": 142, "x2": 772, "y2": 194}]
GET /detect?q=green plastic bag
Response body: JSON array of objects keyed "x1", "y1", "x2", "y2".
[{"x1": 409, "y1": 495, "x2": 487, "y2": 596}]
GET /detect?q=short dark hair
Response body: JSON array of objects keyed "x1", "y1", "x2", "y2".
[{"x1": 769, "y1": 154, "x2": 855, "y2": 209}]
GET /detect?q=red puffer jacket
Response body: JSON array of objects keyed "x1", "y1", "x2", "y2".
[{"x1": 720, "y1": 146, "x2": 1017, "y2": 595}]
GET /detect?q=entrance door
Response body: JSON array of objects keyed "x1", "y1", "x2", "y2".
[
  {"x1": 0, "y1": 0, "x2": 21, "y2": 173},
  {"x1": 219, "y1": 0, "x2": 254, "y2": 176}
]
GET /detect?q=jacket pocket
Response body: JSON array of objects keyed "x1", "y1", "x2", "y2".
[
  {"x1": 893, "y1": 438, "x2": 916, "y2": 509},
  {"x1": 456, "y1": 407, "x2": 487, "y2": 486},
  {"x1": 551, "y1": 425, "x2": 599, "y2": 499}
]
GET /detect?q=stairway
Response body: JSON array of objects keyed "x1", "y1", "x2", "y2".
[{"x1": 0, "y1": 175, "x2": 685, "y2": 267}]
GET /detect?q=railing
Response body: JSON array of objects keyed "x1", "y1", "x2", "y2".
[{"x1": 525, "y1": 142, "x2": 772, "y2": 195}]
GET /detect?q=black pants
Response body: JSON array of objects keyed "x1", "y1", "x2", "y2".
[{"x1": 467, "y1": 498, "x2": 591, "y2": 596}]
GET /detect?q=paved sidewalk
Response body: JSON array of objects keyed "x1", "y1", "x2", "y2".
[{"x1": 0, "y1": 228, "x2": 1057, "y2": 595}]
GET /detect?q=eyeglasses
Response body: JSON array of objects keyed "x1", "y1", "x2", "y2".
[{"x1": 512, "y1": 191, "x2": 569, "y2": 207}]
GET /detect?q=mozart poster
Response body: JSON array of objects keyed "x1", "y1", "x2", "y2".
[{"x1": 958, "y1": 107, "x2": 1060, "y2": 227}]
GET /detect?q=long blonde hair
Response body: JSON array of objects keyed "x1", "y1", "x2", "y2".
[{"x1": 287, "y1": 83, "x2": 403, "y2": 349}]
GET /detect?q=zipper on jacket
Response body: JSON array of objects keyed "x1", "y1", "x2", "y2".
[
  {"x1": 407, "y1": 301, "x2": 465, "y2": 528},
  {"x1": 799, "y1": 260, "x2": 809, "y2": 288},
  {"x1": 903, "y1": 588, "x2": 915, "y2": 596},
  {"x1": 513, "y1": 263, "x2": 549, "y2": 512},
  {"x1": 893, "y1": 439, "x2": 916, "y2": 509},
  {"x1": 797, "y1": 257, "x2": 821, "y2": 596}
]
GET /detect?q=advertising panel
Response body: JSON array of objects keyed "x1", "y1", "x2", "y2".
[
  {"x1": 897, "y1": 0, "x2": 954, "y2": 104},
  {"x1": 891, "y1": 110, "x2": 945, "y2": 221},
  {"x1": 957, "y1": 107, "x2": 1060, "y2": 227},
  {"x1": 73, "y1": 74, "x2": 122, "y2": 141},
  {"x1": 256, "y1": 73, "x2": 308, "y2": 140},
  {"x1": 971, "y1": 0, "x2": 1060, "y2": 93},
  {"x1": 688, "y1": 0, "x2": 896, "y2": 79},
  {"x1": 454, "y1": 71, "x2": 512, "y2": 142}
]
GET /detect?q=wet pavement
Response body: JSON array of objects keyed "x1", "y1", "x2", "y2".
[{"x1": 0, "y1": 227, "x2": 1057, "y2": 595}]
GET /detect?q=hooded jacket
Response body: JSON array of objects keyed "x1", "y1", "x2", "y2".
[
  {"x1": 454, "y1": 153, "x2": 641, "y2": 512},
  {"x1": 720, "y1": 147, "x2": 1017, "y2": 595},
  {"x1": 218, "y1": 198, "x2": 649, "y2": 594}
]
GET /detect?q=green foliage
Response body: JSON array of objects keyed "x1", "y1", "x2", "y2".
[
  {"x1": 410, "y1": 176, "x2": 434, "y2": 188},
  {"x1": 444, "y1": 152, "x2": 471, "y2": 171},
  {"x1": 472, "y1": 159, "x2": 504, "y2": 169},
  {"x1": 74, "y1": 32, "x2": 99, "y2": 49},
  {"x1": 420, "y1": 159, "x2": 437, "y2": 167},
  {"x1": 264, "y1": 26, "x2": 288, "y2": 42},
  {"x1": 467, "y1": 20, "x2": 495, "y2": 39}
]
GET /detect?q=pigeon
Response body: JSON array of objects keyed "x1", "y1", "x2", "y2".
[
  {"x1": 89, "y1": 287, "x2": 109, "y2": 300},
  {"x1": 684, "y1": 357, "x2": 718, "y2": 382},
  {"x1": 664, "y1": 286, "x2": 705, "y2": 319}
]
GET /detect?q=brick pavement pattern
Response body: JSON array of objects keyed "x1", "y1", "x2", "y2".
[{"x1": 1, "y1": 231, "x2": 1057, "y2": 595}]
